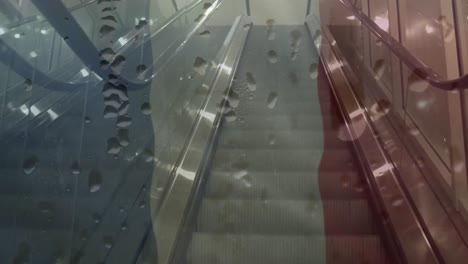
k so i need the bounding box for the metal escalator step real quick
[189,233,391,264]
[222,114,336,130]
[197,199,376,235]
[218,129,346,149]
[205,170,366,200]
[211,149,353,171]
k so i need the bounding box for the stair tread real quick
[206,170,366,200]
[197,199,376,235]
[211,148,354,171]
[190,233,391,264]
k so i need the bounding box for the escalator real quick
[174,24,396,264]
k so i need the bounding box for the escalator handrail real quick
[339,0,468,91]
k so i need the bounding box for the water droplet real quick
[224,110,237,122]
[101,15,117,23]
[103,105,118,119]
[142,148,154,162]
[100,25,116,38]
[99,47,115,61]
[226,90,240,108]
[288,72,298,84]
[135,19,148,30]
[23,155,38,175]
[38,201,54,215]
[203,3,212,9]
[246,72,256,91]
[115,115,132,129]
[70,161,81,175]
[118,129,130,147]
[290,30,302,58]
[408,70,429,93]
[193,56,208,76]
[118,101,130,116]
[266,19,276,40]
[24,78,32,91]
[309,63,318,79]
[138,200,146,208]
[392,198,404,207]
[111,55,127,74]
[232,169,248,180]
[194,14,205,23]
[199,30,211,37]
[120,221,128,231]
[141,102,151,115]
[373,59,386,79]
[103,236,113,249]
[107,137,121,154]
[84,116,91,123]
[88,169,103,193]
[136,64,147,80]
[267,133,276,145]
[266,92,278,109]
[241,175,252,188]
[267,50,278,63]
[102,6,117,12]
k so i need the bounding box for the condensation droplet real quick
[118,129,130,147]
[267,50,278,64]
[88,169,103,193]
[232,169,248,180]
[267,133,276,145]
[373,59,386,79]
[116,115,132,128]
[408,70,429,93]
[23,155,38,175]
[266,92,278,109]
[103,105,118,119]
[246,72,256,91]
[141,102,151,115]
[84,116,91,124]
[142,148,154,162]
[224,110,237,122]
[309,63,318,79]
[99,47,115,61]
[24,78,32,91]
[101,15,117,23]
[194,14,205,23]
[111,55,126,74]
[199,30,211,37]
[118,101,130,116]
[99,25,115,38]
[120,221,128,231]
[193,56,208,76]
[107,137,121,154]
[288,72,298,84]
[103,236,114,249]
[70,161,81,175]
[136,64,147,80]
[226,90,240,108]
[138,200,146,208]
[392,199,404,207]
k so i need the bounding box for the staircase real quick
[185,25,393,264]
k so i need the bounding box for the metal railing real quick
[340,0,468,91]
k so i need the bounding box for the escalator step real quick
[211,149,353,171]
[222,115,332,130]
[205,171,366,200]
[189,233,391,264]
[197,199,376,235]
[218,129,347,149]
